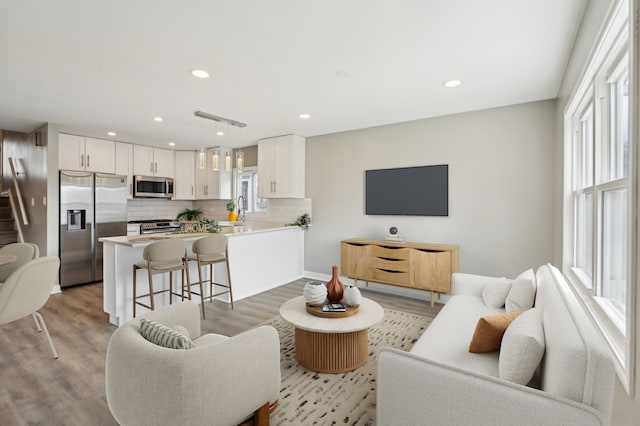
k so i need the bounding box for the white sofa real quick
[377,264,615,426]
[105,301,281,426]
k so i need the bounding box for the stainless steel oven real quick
[133,176,174,198]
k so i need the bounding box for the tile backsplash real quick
[128,198,312,226]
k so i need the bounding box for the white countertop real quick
[100,222,298,246]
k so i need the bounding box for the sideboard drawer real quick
[372,268,410,285]
[372,256,410,272]
[372,245,410,260]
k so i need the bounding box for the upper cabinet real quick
[133,145,175,178]
[59,133,116,174]
[115,142,134,199]
[195,147,232,200]
[258,134,305,198]
[174,151,196,200]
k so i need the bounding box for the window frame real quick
[562,0,636,394]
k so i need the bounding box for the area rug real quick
[263,309,433,426]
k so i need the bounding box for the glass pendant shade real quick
[211,148,220,171]
[236,151,244,173]
[225,151,232,172]
[198,146,206,170]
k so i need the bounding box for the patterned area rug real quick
[264,309,433,426]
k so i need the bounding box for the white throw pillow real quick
[499,308,545,385]
[505,268,536,313]
[482,277,512,308]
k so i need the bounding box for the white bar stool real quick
[186,234,233,319]
[133,239,189,317]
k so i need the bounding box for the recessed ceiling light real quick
[107,131,116,136]
[298,113,311,120]
[168,142,176,146]
[217,131,224,136]
[154,116,163,122]
[443,79,462,88]
[190,69,210,79]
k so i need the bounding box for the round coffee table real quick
[279,295,384,373]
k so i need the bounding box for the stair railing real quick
[7,157,29,243]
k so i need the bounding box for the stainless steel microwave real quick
[133,176,174,199]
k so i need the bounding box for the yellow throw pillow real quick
[468,311,524,353]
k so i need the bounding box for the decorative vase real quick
[228,210,238,221]
[343,285,362,307]
[303,281,327,306]
[326,266,345,303]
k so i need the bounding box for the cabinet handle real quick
[129,183,133,196]
[191,185,194,196]
[155,162,158,174]
[81,154,84,167]
[150,162,154,173]
[274,181,277,193]
[87,155,90,168]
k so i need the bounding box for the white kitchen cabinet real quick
[115,142,134,199]
[195,147,232,200]
[258,134,305,198]
[133,145,175,178]
[59,133,116,174]
[174,151,196,200]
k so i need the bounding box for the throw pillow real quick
[505,268,536,313]
[482,277,513,308]
[139,318,195,350]
[499,308,545,385]
[468,311,524,353]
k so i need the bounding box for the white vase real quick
[303,281,327,306]
[343,285,362,307]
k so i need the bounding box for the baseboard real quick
[302,270,450,305]
[51,284,61,294]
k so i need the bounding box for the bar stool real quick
[186,234,233,319]
[133,239,189,317]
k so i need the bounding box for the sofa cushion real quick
[139,318,195,349]
[505,268,536,312]
[411,295,505,377]
[499,308,545,385]
[468,311,523,353]
[482,277,512,308]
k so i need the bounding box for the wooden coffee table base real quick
[294,328,368,373]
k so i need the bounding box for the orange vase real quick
[326,266,345,303]
[228,210,238,221]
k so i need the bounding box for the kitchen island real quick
[100,223,304,326]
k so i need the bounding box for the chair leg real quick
[133,265,138,317]
[32,313,41,332]
[147,268,155,311]
[226,255,234,309]
[198,271,206,319]
[34,311,58,359]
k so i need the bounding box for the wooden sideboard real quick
[340,238,459,306]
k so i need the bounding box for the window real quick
[563,0,634,393]
[233,166,266,214]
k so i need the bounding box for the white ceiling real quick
[0,0,587,150]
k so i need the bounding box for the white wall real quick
[305,100,556,280]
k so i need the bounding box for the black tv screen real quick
[365,165,448,216]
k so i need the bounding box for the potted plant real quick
[226,201,238,222]
[176,208,204,232]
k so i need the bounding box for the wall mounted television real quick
[365,164,448,216]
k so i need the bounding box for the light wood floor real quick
[0,279,441,426]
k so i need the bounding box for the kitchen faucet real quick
[237,195,245,221]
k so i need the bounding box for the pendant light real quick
[235,126,244,173]
[211,148,220,171]
[198,146,206,170]
[225,150,232,172]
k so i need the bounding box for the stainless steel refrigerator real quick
[59,171,128,287]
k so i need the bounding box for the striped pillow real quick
[139,319,194,350]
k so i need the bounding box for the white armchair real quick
[105,301,281,426]
[0,256,61,359]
